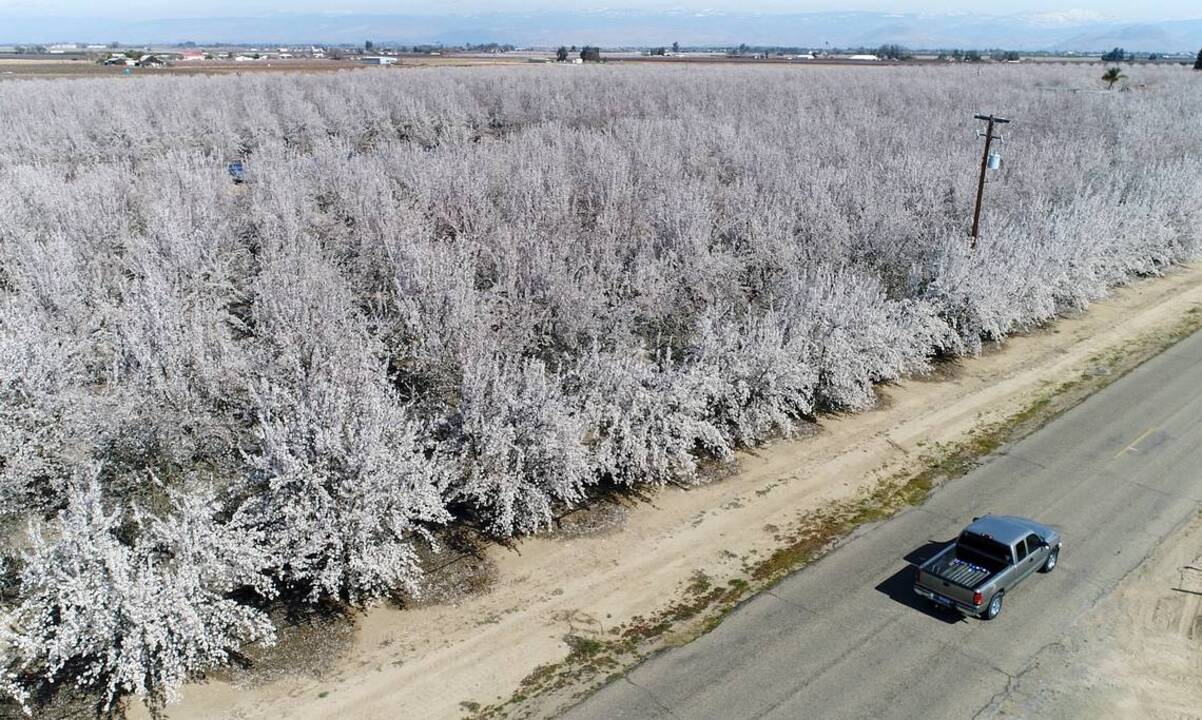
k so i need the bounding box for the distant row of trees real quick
[362,41,516,54]
[633,44,1200,65]
[719,45,1022,61]
[556,45,602,62]
[937,49,989,62]
[1102,47,1198,64]
[647,41,683,56]
[875,44,911,60]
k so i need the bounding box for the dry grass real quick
[466,304,1202,720]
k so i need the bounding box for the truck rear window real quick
[958,531,1010,565]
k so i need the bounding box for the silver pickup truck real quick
[913,515,1061,620]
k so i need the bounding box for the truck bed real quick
[925,554,995,588]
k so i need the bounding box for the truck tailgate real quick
[915,544,995,609]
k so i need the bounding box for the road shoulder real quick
[140,263,1202,720]
[989,511,1202,720]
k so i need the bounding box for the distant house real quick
[360,56,397,65]
[179,52,206,61]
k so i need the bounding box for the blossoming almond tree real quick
[0,62,1200,712]
[1,472,275,716]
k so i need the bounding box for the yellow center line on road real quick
[1114,426,1157,460]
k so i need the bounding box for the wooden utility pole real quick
[971,113,1009,247]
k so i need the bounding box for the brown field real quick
[3,50,1165,83]
[1,51,1126,81]
[0,54,539,80]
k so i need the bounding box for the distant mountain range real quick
[5,10,1202,53]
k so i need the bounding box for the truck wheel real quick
[1040,547,1059,573]
[982,592,1003,620]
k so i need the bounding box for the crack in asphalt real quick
[967,492,1202,719]
[970,640,1067,720]
[739,606,1019,720]
[764,585,1014,675]
[566,344,1202,720]
[621,675,683,720]
[912,505,965,525]
[762,588,818,615]
[1001,451,1051,471]
[757,589,1019,715]
[1128,478,1202,505]
[970,666,1019,720]
[742,471,1199,720]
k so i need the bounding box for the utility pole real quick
[970,114,1009,247]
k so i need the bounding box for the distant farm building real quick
[361,56,398,65]
[847,54,880,61]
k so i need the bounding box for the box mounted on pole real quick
[971,114,1009,248]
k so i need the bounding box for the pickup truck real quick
[913,515,1061,620]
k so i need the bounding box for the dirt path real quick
[140,264,1202,720]
[992,511,1202,720]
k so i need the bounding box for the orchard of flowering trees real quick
[1,63,1200,713]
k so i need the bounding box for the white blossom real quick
[0,62,1199,711]
[1,471,274,714]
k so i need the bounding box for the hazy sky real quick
[3,1,1199,22]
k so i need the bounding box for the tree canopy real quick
[0,63,1199,714]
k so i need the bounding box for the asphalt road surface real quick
[564,328,1202,720]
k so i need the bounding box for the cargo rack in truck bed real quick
[939,558,991,587]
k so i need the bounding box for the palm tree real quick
[1102,67,1127,90]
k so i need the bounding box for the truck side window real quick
[1015,539,1028,561]
[1025,534,1043,553]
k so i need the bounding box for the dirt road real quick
[566,320,1202,719]
[138,263,1202,720]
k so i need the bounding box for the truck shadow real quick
[874,540,964,625]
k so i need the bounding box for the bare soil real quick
[992,512,1202,719]
[131,263,1202,720]
[0,56,534,81]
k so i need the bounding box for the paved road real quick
[564,328,1202,720]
